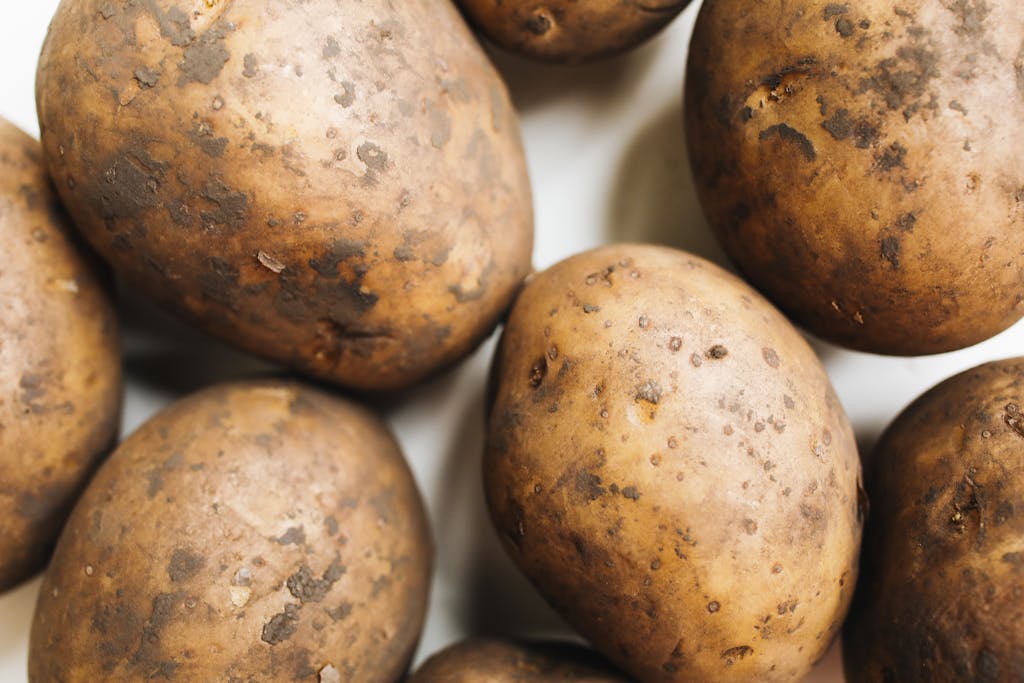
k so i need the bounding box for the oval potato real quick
[685,0,1024,354]
[456,0,691,64]
[36,0,533,391]
[486,244,863,682]
[844,358,1024,682]
[29,380,432,682]
[0,118,121,593]
[410,638,629,682]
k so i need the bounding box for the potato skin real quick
[36,0,533,391]
[456,0,691,64]
[409,638,629,682]
[0,118,121,593]
[843,359,1024,682]
[485,244,864,682]
[29,380,432,682]
[685,0,1024,355]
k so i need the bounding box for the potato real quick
[29,380,431,682]
[485,244,864,682]
[455,0,691,64]
[685,0,1024,355]
[843,358,1024,682]
[35,0,533,392]
[0,118,121,594]
[409,638,629,682]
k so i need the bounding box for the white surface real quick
[3,3,1023,682]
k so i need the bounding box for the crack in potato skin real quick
[36,0,534,391]
[685,0,1024,355]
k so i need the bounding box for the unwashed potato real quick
[486,244,864,682]
[29,380,432,682]
[685,0,1024,355]
[409,638,629,682]
[843,358,1024,682]
[36,0,533,391]
[0,118,121,593]
[456,0,691,64]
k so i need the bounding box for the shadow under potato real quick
[434,376,572,639]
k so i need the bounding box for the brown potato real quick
[843,358,1024,682]
[36,0,533,392]
[29,379,432,682]
[409,638,629,682]
[685,0,1024,355]
[485,244,864,682]
[0,118,121,594]
[456,0,691,64]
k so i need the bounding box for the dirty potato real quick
[456,0,691,64]
[36,0,533,391]
[29,380,432,682]
[0,118,121,594]
[485,244,864,682]
[409,638,630,682]
[844,358,1024,682]
[685,0,1024,355]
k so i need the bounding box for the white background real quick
[3,2,1023,681]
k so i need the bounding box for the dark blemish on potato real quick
[507,499,526,546]
[576,471,606,501]
[189,123,228,158]
[758,124,817,161]
[944,0,990,37]
[276,526,306,545]
[622,487,640,501]
[763,347,780,368]
[287,558,346,603]
[721,645,754,665]
[308,239,365,277]
[322,36,341,59]
[669,337,683,352]
[948,100,968,115]
[179,31,230,85]
[860,46,938,111]
[167,548,205,582]
[874,141,908,173]
[261,604,301,645]
[707,601,721,613]
[133,67,160,88]
[706,345,729,360]
[583,304,601,313]
[635,381,662,404]
[324,516,338,537]
[242,53,259,78]
[975,648,1000,680]
[356,142,388,172]
[823,3,849,19]
[154,6,194,46]
[822,109,854,140]
[529,357,548,389]
[835,18,855,37]
[880,236,901,270]
[370,574,392,598]
[1004,403,1024,438]
[326,602,353,621]
[334,82,355,108]
[199,179,248,229]
[392,245,414,261]
[525,11,552,35]
[98,150,167,219]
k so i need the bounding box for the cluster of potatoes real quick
[2,0,1022,681]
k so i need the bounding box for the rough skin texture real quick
[844,358,1024,682]
[29,380,432,682]
[36,0,534,391]
[456,0,691,64]
[685,0,1024,355]
[485,244,864,682]
[0,118,121,594]
[410,638,630,682]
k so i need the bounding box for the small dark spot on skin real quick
[669,337,683,352]
[763,348,780,368]
[393,245,414,262]
[976,648,1000,680]
[583,304,601,313]
[881,236,901,269]
[242,53,259,78]
[525,11,552,35]
[636,381,663,404]
[334,82,355,108]
[179,31,230,86]
[622,487,641,501]
[529,357,548,388]
[875,142,908,173]
[167,548,204,582]
[949,100,968,115]
[721,645,754,665]
[356,142,387,172]
[261,604,300,645]
[576,471,606,501]
[708,601,721,613]
[322,37,341,59]
[134,67,160,88]
[276,526,306,545]
[327,603,352,621]
[823,3,849,19]
[690,353,703,367]
[758,124,817,161]
[835,18,855,37]
[706,345,729,360]
[287,558,346,603]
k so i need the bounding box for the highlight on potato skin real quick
[456,0,692,64]
[29,379,432,683]
[843,358,1024,682]
[485,243,864,682]
[0,117,122,595]
[409,637,630,682]
[36,0,534,392]
[685,0,1024,355]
